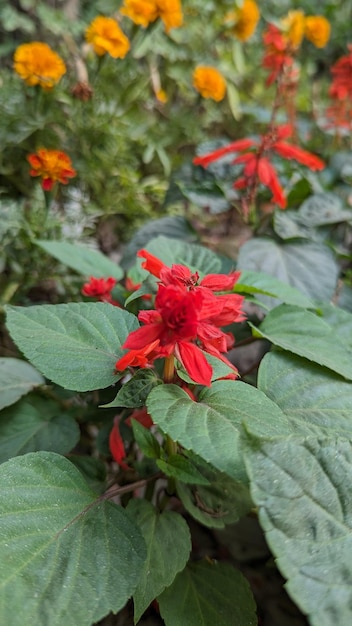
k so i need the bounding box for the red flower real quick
[261,24,294,85]
[116,252,245,386]
[109,416,131,470]
[81,276,120,306]
[137,249,241,292]
[126,407,154,428]
[119,284,213,386]
[194,124,324,209]
[329,45,352,101]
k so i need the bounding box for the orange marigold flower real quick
[225,0,260,42]
[120,0,158,28]
[85,16,130,58]
[13,42,66,90]
[304,16,330,48]
[27,148,76,191]
[281,10,305,49]
[156,0,183,33]
[193,66,226,102]
[155,88,168,103]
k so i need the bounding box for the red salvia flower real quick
[261,24,294,86]
[109,416,131,470]
[329,45,352,101]
[126,407,154,429]
[194,124,324,209]
[81,276,120,306]
[115,251,245,385]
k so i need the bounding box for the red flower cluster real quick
[82,276,119,305]
[325,45,352,132]
[115,250,245,387]
[262,24,295,86]
[194,124,324,209]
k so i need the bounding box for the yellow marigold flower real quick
[156,0,183,33]
[13,42,66,90]
[226,0,260,42]
[120,0,158,28]
[27,149,76,191]
[305,15,331,48]
[281,10,305,48]
[192,66,227,102]
[85,16,130,58]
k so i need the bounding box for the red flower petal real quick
[273,141,325,170]
[137,249,166,278]
[200,271,241,291]
[175,341,212,386]
[109,417,131,470]
[193,139,256,168]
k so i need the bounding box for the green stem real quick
[163,356,177,494]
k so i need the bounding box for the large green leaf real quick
[245,437,352,626]
[252,304,352,380]
[147,381,291,481]
[158,561,257,626]
[0,452,146,626]
[237,238,339,303]
[273,193,352,241]
[127,500,191,623]
[0,357,44,410]
[0,397,80,463]
[298,192,352,226]
[258,351,352,437]
[316,301,352,345]
[144,235,222,275]
[120,217,196,269]
[236,269,314,309]
[5,303,139,391]
[36,240,123,279]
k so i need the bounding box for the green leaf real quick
[0,357,44,410]
[273,210,314,241]
[131,419,161,459]
[258,351,352,437]
[244,437,352,626]
[69,455,107,493]
[0,452,146,626]
[145,235,222,275]
[227,82,242,121]
[120,217,196,269]
[238,238,339,304]
[102,369,162,408]
[0,397,80,463]
[5,303,139,391]
[127,500,191,624]
[158,560,257,626]
[176,464,252,529]
[298,192,352,226]
[236,269,315,309]
[252,304,352,380]
[157,454,211,485]
[36,240,123,279]
[147,381,291,481]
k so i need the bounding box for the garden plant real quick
[1,1,352,625]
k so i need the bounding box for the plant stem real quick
[163,355,177,494]
[163,355,175,383]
